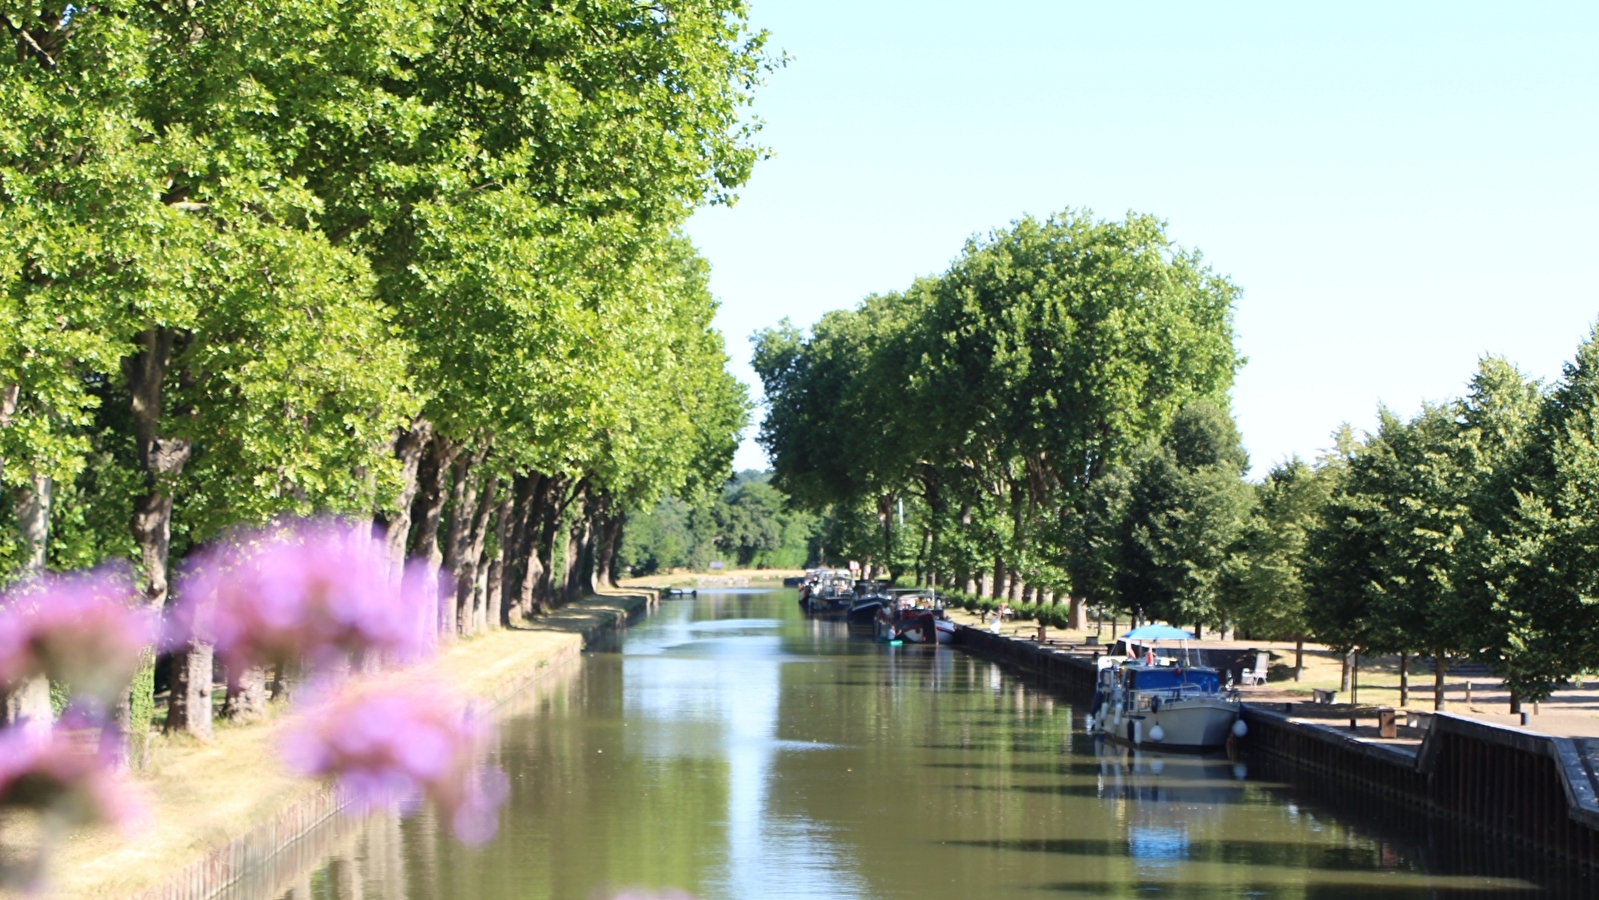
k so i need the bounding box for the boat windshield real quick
[1123,666,1221,695]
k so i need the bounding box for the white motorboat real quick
[1087,656,1243,752]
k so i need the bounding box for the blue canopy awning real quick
[1121,624,1196,641]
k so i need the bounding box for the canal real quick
[266,589,1592,899]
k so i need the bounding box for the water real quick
[267,590,1593,899]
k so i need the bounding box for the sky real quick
[683,1,1599,478]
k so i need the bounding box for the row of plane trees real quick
[0,1,770,743]
[756,209,1599,708]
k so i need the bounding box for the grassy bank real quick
[14,589,652,900]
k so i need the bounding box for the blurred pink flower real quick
[0,567,156,705]
[0,726,145,832]
[174,520,432,672]
[280,681,508,845]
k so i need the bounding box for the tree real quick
[1306,406,1474,708]
[0,0,771,746]
[1465,348,1599,706]
[1111,402,1254,632]
[755,210,1243,606]
[1230,455,1337,678]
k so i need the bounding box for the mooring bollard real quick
[1466,682,1472,704]
[1521,711,1530,726]
[1349,717,1357,731]
[1377,706,1397,738]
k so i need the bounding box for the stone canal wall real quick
[954,624,1599,868]
[124,589,658,900]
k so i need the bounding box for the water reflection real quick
[243,590,1596,900]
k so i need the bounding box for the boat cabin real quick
[1102,663,1225,713]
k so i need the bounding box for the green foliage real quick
[1463,349,1599,701]
[1067,401,1254,630]
[617,471,819,574]
[0,0,769,581]
[755,210,1242,595]
[127,651,157,769]
[1297,357,1578,700]
[1305,405,1464,656]
[1228,456,1335,642]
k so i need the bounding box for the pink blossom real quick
[0,567,156,705]
[280,681,508,845]
[0,726,145,833]
[174,520,432,672]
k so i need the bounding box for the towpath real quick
[943,607,1599,746]
[8,589,655,900]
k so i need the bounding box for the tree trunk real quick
[4,480,51,738]
[502,473,539,624]
[453,471,495,636]
[1294,640,1304,682]
[3,680,51,740]
[530,477,569,614]
[516,475,560,618]
[472,554,491,634]
[16,473,51,571]
[1340,651,1352,692]
[126,327,191,609]
[1433,652,1448,711]
[0,384,17,460]
[561,519,580,603]
[1350,649,1360,706]
[1509,692,1521,714]
[991,557,1006,599]
[409,434,458,640]
[1068,595,1086,630]
[4,475,54,739]
[1398,653,1409,707]
[564,502,589,603]
[124,327,199,750]
[579,513,600,594]
[375,417,432,588]
[486,484,515,629]
[571,511,596,599]
[166,642,214,739]
[222,665,268,722]
[441,449,484,634]
[594,512,622,589]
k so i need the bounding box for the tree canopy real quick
[0,0,773,741]
[755,210,1243,615]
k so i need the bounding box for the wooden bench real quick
[1311,688,1337,704]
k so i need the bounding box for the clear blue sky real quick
[684,1,1599,477]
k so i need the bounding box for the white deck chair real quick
[1239,651,1270,686]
